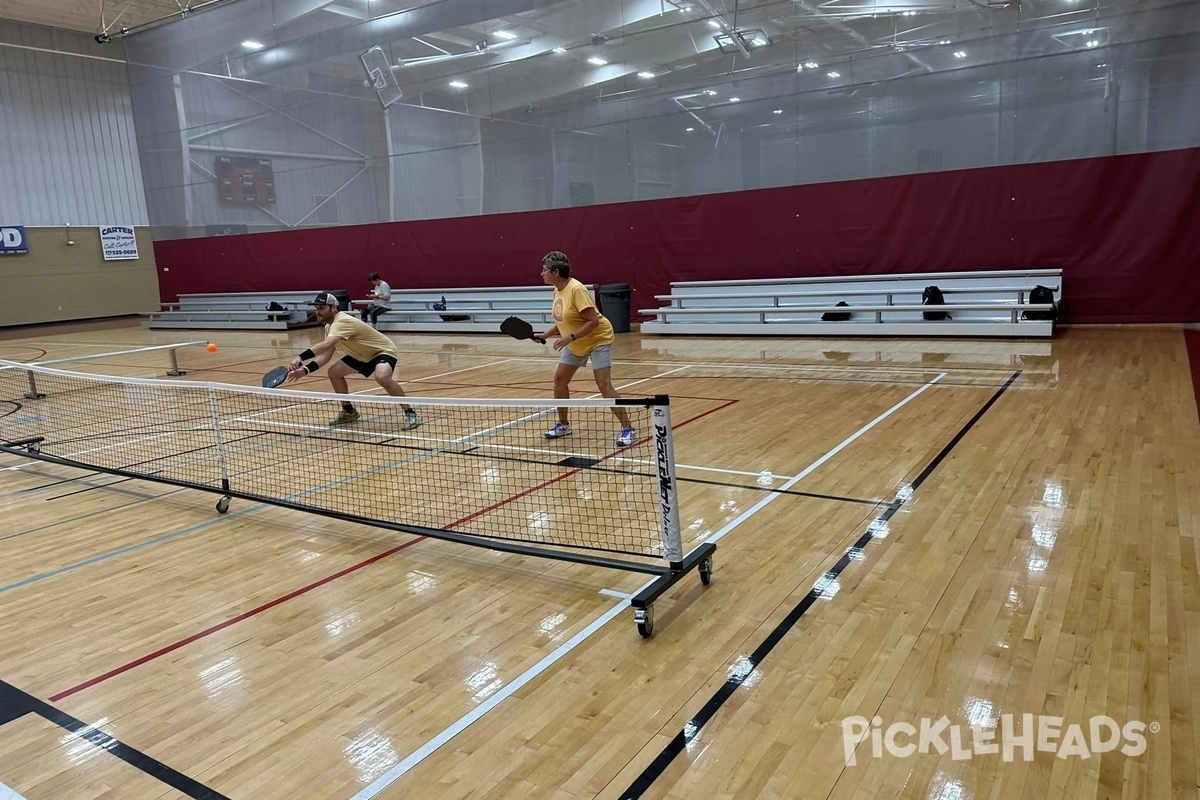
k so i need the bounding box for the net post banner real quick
[206,386,231,486]
[652,399,683,566]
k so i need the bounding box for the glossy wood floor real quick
[0,320,1197,800]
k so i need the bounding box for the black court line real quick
[16,472,103,493]
[679,476,881,506]
[618,369,1022,799]
[0,347,48,361]
[45,475,137,500]
[0,679,229,800]
[216,423,885,508]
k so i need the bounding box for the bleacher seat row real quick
[639,269,1061,338]
[143,286,601,333]
[143,291,328,331]
[356,285,601,334]
[144,272,1059,338]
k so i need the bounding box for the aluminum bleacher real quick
[358,285,600,334]
[639,269,1061,338]
[143,291,334,330]
[142,285,600,333]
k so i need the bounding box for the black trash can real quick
[598,283,632,333]
[328,290,351,311]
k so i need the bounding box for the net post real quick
[24,370,45,400]
[651,395,683,569]
[167,347,186,376]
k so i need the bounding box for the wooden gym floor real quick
[0,320,1197,800]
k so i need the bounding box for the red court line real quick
[1186,328,1200,425]
[48,397,738,701]
[49,540,425,701]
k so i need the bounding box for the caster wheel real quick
[28,442,40,455]
[699,556,713,585]
[635,606,654,638]
[216,496,230,514]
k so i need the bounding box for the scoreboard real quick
[215,155,276,205]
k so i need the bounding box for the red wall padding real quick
[154,147,1200,324]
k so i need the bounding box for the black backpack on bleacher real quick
[433,295,469,322]
[822,301,851,322]
[1022,285,1057,321]
[921,285,951,320]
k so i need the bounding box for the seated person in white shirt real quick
[361,272,392,326]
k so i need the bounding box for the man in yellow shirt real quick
[536,251,635,447]
[286,292,422,429]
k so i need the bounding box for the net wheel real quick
[634,606,654,638]
[216,496,230,514]
[699,556,713,585]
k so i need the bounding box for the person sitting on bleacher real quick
[361,272,392,327]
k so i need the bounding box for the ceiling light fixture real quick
[714,28,772,54]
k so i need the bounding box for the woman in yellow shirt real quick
[536,251,635,447]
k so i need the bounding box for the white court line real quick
[496,355,999,374]
[347,358,516,397]
[0,781,28,800]
[598,588,632,600]
[610,457,798,481]
[0,360,517,473]
[349,371,943,799]
[223,358,518,426]
[438,364,693,446]
[415,358,516,384]
[349,598,633,800]
[227,363,693,445]
[706,371,945,544]
[0,361,687,474]
[0,430,189,472]
[378,350,982,375]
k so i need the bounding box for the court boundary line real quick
[345,372,947,799]
[0,780,28,800]
[705,372,945,545]
[0,679,229,800]
[494,355,1024,374]
[615,370,1022,799]
[10,354,954,797]
[44,389,733,702]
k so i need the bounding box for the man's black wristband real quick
[303,361,320,374]
[299,348,316,360]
